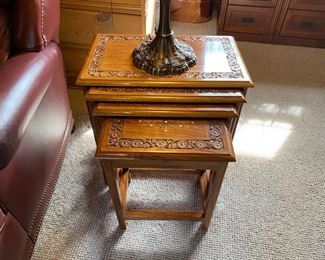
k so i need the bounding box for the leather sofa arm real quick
[0,43,62,169]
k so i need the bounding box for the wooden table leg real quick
[86,100,109,185]
[202,162,228,230]
[118,168,130,209]
[199,169,211,210]
[101,160,127,229]
[100,163,109,185]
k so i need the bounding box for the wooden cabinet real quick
[223,6,275,35]
[278,10,325,39]
[228,0,277,7]
[289,0,325,11]
[218,0,325,48]
[273,0,325,47]
[60,0,155,86]
[218,0,283,42]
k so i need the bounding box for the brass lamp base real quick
[132,0,197,76]
[132,35,197,76]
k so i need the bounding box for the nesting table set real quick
[77,34,253,229]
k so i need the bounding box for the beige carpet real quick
[31,16,325,260]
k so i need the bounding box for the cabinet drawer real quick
[224,6,274,35]
[60,8,113,46]
[112,13,143,34]
[289,0,325,12]
[280,10,325,40]
[228,0,277,7]
[111,0,140,5]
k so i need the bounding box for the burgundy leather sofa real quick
[0,0,73,259]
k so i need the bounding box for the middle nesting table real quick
[85,86,247,140]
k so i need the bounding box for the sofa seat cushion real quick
[0,211,33,260]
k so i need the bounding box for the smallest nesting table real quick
[96,118,235,229]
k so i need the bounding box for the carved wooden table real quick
[76,34,253,229]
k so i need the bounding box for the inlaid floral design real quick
[88,35,244,79]
[108,119,224,151]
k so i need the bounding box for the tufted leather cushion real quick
[0,7,10,64]
[11,0,59,51]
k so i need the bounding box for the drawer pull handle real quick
[241,17,255,24]
[301,21,314,28]
[97,11,111,23]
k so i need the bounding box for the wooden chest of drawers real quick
[60,0,155,86]
[218,0,325,48]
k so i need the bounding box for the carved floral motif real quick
[102,103,225,107]
[95,87,242,94]
[136,119,194,131]
[88,35,244,79]
[108,119,224,150]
